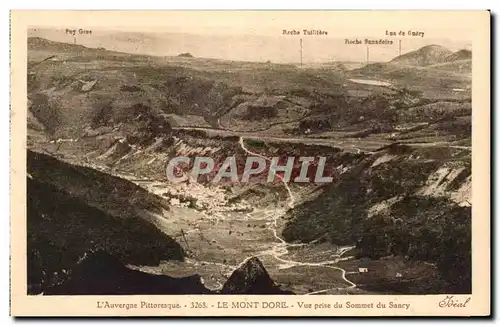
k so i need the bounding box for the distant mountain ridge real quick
[444,49,472,62]
[390,44,453,66]
[30,27,471,63]
[28,37,90,52]
[351,44,472,77]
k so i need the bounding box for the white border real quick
[4,1,498,324]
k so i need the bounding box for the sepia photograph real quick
[10,10,490,316]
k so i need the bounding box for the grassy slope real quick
[282,144,471,293]
[28,37,345,136]
[28,37,471,147]
[27,150,184,294]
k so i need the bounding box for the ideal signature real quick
[438,296,471,308]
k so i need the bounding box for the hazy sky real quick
[28,11,473,63]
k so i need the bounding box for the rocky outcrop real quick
[221,257,293,294]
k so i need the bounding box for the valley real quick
[26,35,472,295]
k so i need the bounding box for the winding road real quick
[238,136,357,291]
[174,125,471,154]
[133,136,358,292]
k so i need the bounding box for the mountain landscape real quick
[388,45,471,68]
[444,49,472,62]
[26,35,472,295]
[28,28,472,64]
[390,44,453,66]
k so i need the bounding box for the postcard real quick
[10,10,490,316]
